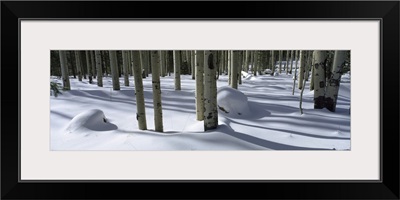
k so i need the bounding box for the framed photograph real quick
[2,1,399,199]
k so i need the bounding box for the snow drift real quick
[217,86,251,117]
[66,109,117,132]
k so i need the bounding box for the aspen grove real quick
[50,50,351,150]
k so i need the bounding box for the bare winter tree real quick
[300,51,312,114]
[278,50,283,73]
[59,50,70,90]
[122,50,130,86]
[140,51,149,78]
[313,51,328,109]
[173,50,181,90]
[109,50,120,90]
[151,50,163,132]
[132,50,147,130]
[90,51,96,79]
[195,50,204,121]
[95,50,103,87]
[74,51,83,81]
[325,50,347,112]
[230,50,239,89]
[203,50,218,131]
[85,51,93,83]
[298,50,306,89]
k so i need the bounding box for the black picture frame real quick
[2,1,399,199]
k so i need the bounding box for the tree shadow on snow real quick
[218,124,329,150]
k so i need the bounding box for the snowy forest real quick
[50,50,351,150]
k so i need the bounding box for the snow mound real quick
[66,109,117,132]
[217,86,251,117]
[241,71,253,80]
[264,69,272,74]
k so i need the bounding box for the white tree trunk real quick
[191,50,196,79]
[151,51,163,132]
[59,51,70,90]
[244,50,249,73]
[139,51,148,79]
[160,51,166,77]
[278,50,283,73]
[230,50,239,89]
[109,50,120,90]
[203,50,218,131]
[289,50,294,74]
[95,50,103,87]
[173,50,181,90]
[271,50,275,73]
[195,50,204,121]
[300,51,312,114]
[325,50,346,112]
[85,51,92,83]
[313,50,327,109]
[292,51,300,95]
[239,51,243,85]
[286,50,290,74]
[310,52,315,91]
[90,51,96,79]
[131,51,147,130]
[122,50,130,86]
[227,50,232,83]
[74,51,82,81]
[298,50,306,89]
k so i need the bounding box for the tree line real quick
[52,50,350,132]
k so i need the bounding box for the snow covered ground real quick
[50,71,351,150]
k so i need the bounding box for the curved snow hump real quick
[66,109,117,132]
[217,86,251,117]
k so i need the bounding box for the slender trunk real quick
[271,50,275,74]
[90,51,96,79]
[300,51,312,114]
[74,51,83,81]
[85,51,92,83]
[160,51,166,77]
[313,51,327,109]
[298,51,306,89]
[289,50,294,74]
[292,51,301,95]
[68,51,76,79]
[252,51,258,76]
[310,52,315,90]
[59,51,71,90]
[278,50,283,73]
[195,50,204,121]
[122,50,130,86]
[109,50,120,90]
[227,50,231,83]
[151,51,163,132]
[132,51,147,130]
[231,50,239,89]
[244,50,249,73]
[191,50,195,79]
[173,50,181,90]
[80,51,87,79]
[325,50,346,112]
[286,50,290,74]
[140,51,148,79]
[203,50,218,131]
[239,51,243,85]
[95,50,103,87]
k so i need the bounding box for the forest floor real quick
[50,70,351,150]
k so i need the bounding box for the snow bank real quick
[66,109,117,132]
[217,86,251,117]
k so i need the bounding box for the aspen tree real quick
[109,50,120,90]
[132,51,147,130]
[59,50,70,90]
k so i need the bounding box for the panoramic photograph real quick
[50,50,351,150]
